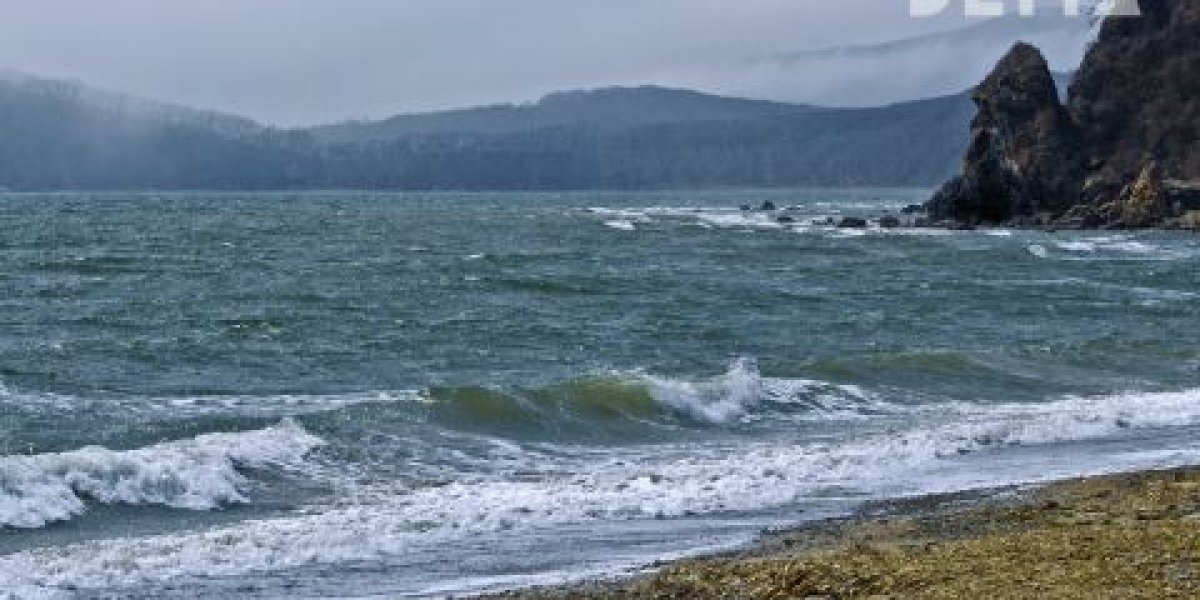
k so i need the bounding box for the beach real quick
[494,466,1200,599]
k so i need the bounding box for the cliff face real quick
[1072,0,1200,202]
[928,0,1200,229]
[927,43,1083,224]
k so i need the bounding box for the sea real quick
[1,189,1198,598]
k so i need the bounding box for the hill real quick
[0,72,313,190]
[0,77,983,191]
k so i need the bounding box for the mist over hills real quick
[0,72,1040,191]
[311,87,821,144]
[732,13,1089,108]
[0,72,311,190]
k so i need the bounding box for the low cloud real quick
[0,0,1096,125]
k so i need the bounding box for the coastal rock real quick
[837,217,868,228]
[1165,179,1200,212]
[1112,161,1173,227]
[878,215,901,228]
[929,0,1200,229]
[1071,0,1200,206]
[1176,210,1200,230]
[926,43,1083,225]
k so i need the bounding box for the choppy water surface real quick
[1,189,1198,598]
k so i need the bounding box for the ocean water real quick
[1,189,1198,598]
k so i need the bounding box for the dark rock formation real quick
[837,217,868,228]
[928,0,1200,229]
[879,215,902,229]
[1071,0,1200,205]
[927,43,1083,225]
[1165,179,1200,211]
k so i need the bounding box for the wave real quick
[584,206,968,237]
[602,219,637,231]
[0,383,424,421]
[6,386,1200,596]
[1030,234,1196,261]
[638,357,878,423]
[417,358,884,435]
[0,420,323,529]
[0,363,880,454]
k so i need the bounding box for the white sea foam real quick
[1046,235,1195,261]
[0,386,424,420]
[588,206,788,232]
[0,420,323,530]
[603,220,637,231]
[1056,240,1097,252]
[6,387,1200,597]
[636,357,879,423]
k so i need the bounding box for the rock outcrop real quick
[928,0,1200,230]
[927,43,1083,225]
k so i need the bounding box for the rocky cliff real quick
[926,43,1084,224]
[928,0,1200,229]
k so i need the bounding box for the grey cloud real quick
[0,0,1095,125]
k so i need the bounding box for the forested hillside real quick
[0,76,981,191]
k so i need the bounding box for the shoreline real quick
[487,466,1200,599]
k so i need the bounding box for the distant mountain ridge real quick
[0,72,314,190]
[0,70,263,138]
[311,87,819,144]
[0,74,989,191]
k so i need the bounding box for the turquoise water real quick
[1,189,1199,598]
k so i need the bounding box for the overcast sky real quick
[0,0,1099,126]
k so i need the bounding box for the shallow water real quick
[1,189,1198,598]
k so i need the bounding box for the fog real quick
[0,0,1098,125]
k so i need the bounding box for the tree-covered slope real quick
[0,77,977,190]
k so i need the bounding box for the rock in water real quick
[878,215,901,229]
[926,43,1083,225]
[928,1,1200,229]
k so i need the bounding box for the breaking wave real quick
[6,387,1200,596]
[414,358,886,436]
[1031,234,1197,261]
[0,420,324,529]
